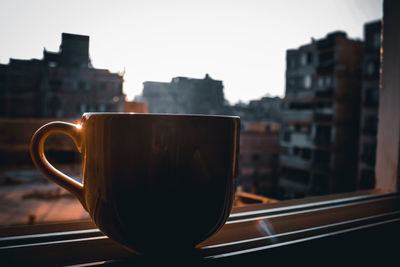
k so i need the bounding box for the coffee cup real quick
[30,113,240,254]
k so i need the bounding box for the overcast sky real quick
[0,0,382,104]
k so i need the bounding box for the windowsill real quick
[2,189,399,265]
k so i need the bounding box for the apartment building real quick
[279,31,363,198]
[140,74,225,115]
[358,20,381,189]
[0,33,124,118]
[238,122,281,197]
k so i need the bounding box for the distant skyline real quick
[0,0,382,104]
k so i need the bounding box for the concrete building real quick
[123,100,149,113]
[139,74,225,115]
[238,122,281,197]
[0,118,80,165]
[357,21,381,190]
[279,31,363,198]
[228,96,282,128]
[0,33,124,118]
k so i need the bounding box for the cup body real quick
[80,113,240,253]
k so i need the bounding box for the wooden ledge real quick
[1,190,398,266]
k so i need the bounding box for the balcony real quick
[281,132,314,148]
[285,87,334,100]
[282,131,291,142]
[296,90,317,99]
[283,110,313,121]
[280,154,312,170]
[283,109,333,123]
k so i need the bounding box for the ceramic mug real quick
[30,113,240,254]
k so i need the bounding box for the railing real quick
[284,87,334,100]
[283,109,333,122]
[280,131,314,148]
[1,191,399,265]
[280,154,312,169]
[289,132,314,148]
[283,110,313,121]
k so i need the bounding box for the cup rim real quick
[82,112,240,119]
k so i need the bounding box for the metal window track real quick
[1,192,399,266]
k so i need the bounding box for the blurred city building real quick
[136,73,282,128]
[357,20,381,190]
[228,96,282,129]
[238,122,281,197]
[0,118,80,166]
[0,33,124,118]
[279,31,363,198]
[138,74,226,115]
[136,73,284,198]
[123,100,149,113]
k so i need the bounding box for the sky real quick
[0,0,382,104]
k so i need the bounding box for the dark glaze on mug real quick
[30,113,240,254]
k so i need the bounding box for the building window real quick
[72,81,78,90]
[360,169,375,189]
[49,79,63,91]
[373,32,381,49]
[78,81,88,90]
[289,58,296,68]
[325,76,332,87]
[252,154,260,161]
[365,88,379,107]
[301,148,312,160]
[317,77,324,89]
[300,53,308,66]
[98,104,107,112]
[361,142,377,165]
[100,82,107,89]
[362,114,378,135]
[80,104,87,113]
[304,74,312,89]
[317,76,333,89]
[366,62,375,76]
[287,78,296,88]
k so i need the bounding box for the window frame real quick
[2,0,399,265]
[1,190,399,265]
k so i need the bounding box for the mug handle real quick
[29,121,86,209]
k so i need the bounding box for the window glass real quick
[373,32,381,48]
[304,74,312,89]
[0,1,384,227]
[300,53,308,66]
